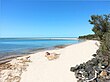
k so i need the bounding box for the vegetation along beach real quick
[0,0,110,82]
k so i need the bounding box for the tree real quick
[89,14,110,40]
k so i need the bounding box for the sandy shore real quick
[0,40,99,82]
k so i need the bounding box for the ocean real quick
[0,38,82,60]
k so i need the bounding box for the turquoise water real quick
[0,38,82,59]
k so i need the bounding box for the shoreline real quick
[0,42,80,64]
[0,40,99,82]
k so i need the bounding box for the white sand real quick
[20,40,99,82]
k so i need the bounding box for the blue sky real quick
[0,0,110,37]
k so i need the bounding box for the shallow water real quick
[0,38,82,59]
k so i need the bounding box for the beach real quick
[0,40,99,82]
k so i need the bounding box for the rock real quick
[77,79,83,82]
[92,54,97,57]
[106,66,110,71]
[75,73,82,79]
[0,56,31,82]
[13,76,21,82]
[106,76,110,80]
[101,61,109,68]
[83,71,88,78]
[85,65,93,73]
[70,67,77,72]
[91,58,98,65]
[70,65,79,72]
[100,70,107,77]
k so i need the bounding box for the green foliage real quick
[78,34,98,40]
[88,14,110,58]
[71,14,110,82]
[89,14,110,40]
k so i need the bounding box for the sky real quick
[0,0,110,38]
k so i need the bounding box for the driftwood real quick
[45,52,60,60]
